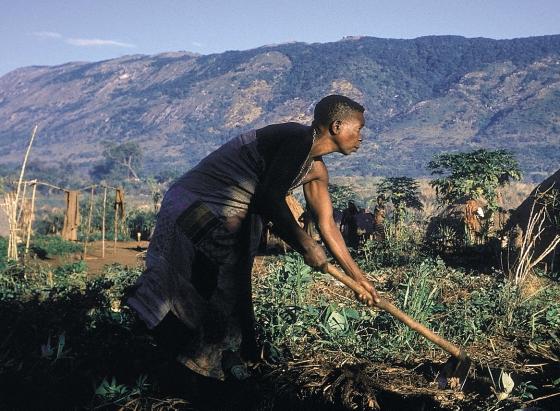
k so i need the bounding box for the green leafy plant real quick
[254,253,318,345]
[377,177,423,219]
[428,149,521,211]
[126,208,157,240]
[94,376,132,404]
[515,380,538,401]
[377,177,423,240]
[93,374,151,408]
[31,235,83,258]
[320,304,361,336]
[0,237,8,270]
[40,334,72,362]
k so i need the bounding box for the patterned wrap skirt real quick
[127,183,262,380]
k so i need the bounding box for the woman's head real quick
[310,95,366,156]
[313,95,364,129]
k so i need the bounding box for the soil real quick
[41,242,273,278]
[38,240,149,276]
[82,240,148,276]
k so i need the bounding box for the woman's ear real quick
[329,119,342,135]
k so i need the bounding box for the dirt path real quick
[45,242,269,278]
[43,240,149,276]
[82,240,149,276]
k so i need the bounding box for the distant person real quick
[373,195,386,241]
[340,200,359,249]
[127,95,379,382]
[357,207,375,244]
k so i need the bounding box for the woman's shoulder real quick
[256,122,310,138]
[255,122,313,157]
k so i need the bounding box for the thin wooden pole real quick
[114,202,118,254]
[17,181,28,223]
[102,186,107,258]
[14,126,38,219]
[82,186,95,259]
[24,181,38,255]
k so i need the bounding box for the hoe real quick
[324,263,472,389]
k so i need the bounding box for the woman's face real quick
[334,111,365,155]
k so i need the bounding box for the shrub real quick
[0,237,7,270]
[34,210,65,235]
[31,235,83,258]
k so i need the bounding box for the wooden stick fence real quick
[82,186,95,259]
[2,176,126,262]
[0,125,132,263]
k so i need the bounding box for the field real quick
[0,178,559,410]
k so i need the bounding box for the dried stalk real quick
[8,125,39,261]
[14,126,38,220]
[17,181,28,223]
[507,187,560,287]
[3,193,18,260]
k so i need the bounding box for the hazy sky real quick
[1,0,559,76]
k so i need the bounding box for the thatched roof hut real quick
[503,169,560,266]
[426,198,488,249]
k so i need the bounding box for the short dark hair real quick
[313,95,365,128]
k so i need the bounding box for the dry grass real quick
[505,187,560,287]
[498,181,536,211]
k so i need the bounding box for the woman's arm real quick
[303,159,379,305]
[258,189,326,268]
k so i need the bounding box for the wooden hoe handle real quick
[324,263,463,359]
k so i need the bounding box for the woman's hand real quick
[355,276,380,306]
